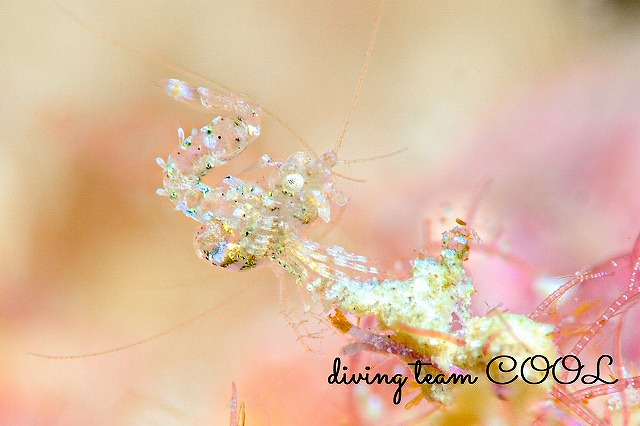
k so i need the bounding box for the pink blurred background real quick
[3,1,640,424]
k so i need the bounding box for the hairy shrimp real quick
[157,77,380,285]
[155,2,387,287]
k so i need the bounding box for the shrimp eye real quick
[281,173,305,194]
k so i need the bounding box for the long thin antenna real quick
[262,106,317,158]
[331,147,406,182]
[28,283,251,359]
[340,147,406,164]
[55,1,316,156]
[56,1,233,93]
[333,0,385,154]
[332,171,366,182]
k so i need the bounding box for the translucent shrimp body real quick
[158,79,376,279]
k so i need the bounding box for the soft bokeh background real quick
[3,0,640,424]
